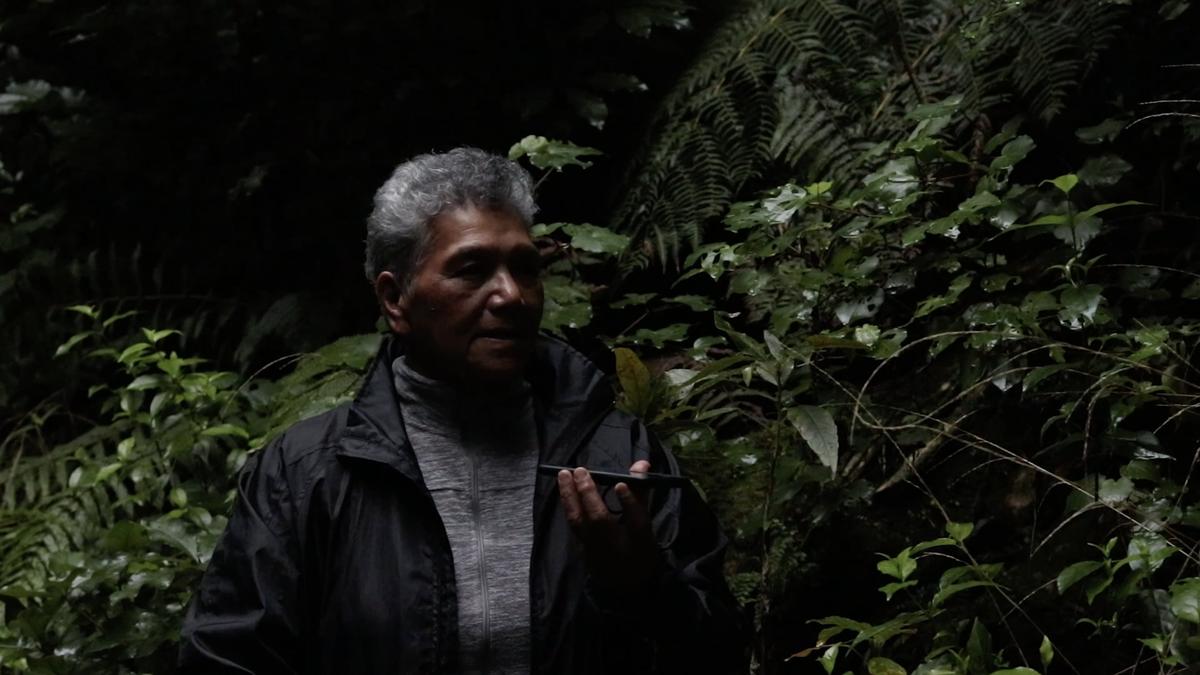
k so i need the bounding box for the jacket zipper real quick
[342,415,457,673]
[470,450,491,672]
[529,400,615,675]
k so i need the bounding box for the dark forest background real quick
[3,1,1200,673]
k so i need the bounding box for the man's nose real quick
[488,269,524,307]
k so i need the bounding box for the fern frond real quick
[612,0,1126,267]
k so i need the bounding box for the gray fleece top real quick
[392,357,539,675]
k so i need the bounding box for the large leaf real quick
[868,657,908,675]
[561,223,631,255]
[788,405,839,471]
[1170,579,1200,623]
[614,348,652,417]
[1056,560,1102,593]
[507,135,602,171]
[877,547,918,582]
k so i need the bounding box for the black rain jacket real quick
[180,335,745,674]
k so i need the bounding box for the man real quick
[180,148,744,674]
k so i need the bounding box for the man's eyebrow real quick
[444,243,537,264]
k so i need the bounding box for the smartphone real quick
[538,464,691,488]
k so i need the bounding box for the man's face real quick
[382,204,544,384]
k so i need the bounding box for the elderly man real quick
[180,148,743,674]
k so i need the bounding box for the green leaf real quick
[561,223,630,255]
[66,304,98,319]
[854,324,881,347]
[958,191,1000,213]
[54,332,90,357]
[150,392,169,417]
[1051,216,1102,251]
[127,374,164,391]
[1076,118,1124,144]
[202,424,250,439]
[1023,364,1069,393]
[141,328,181,344]
[967,619,992,671]
[169,487,189,508]
[1078,155,1132,187]
[1083,572,1113,603]
[1098,476,1133,504]
[1058,285,1103,328]
[1140,636,1166,653]
[868,657,908,675]
[946,521,973,542]
[614,348,652,417]
[990,136,1035,171]
[901,223,929,246]
[95,462,122,483]
[1171,579,1200,623]
[1039,635,1054,670]
[665,295,712,312]
[531,222,564,237]
[117,436,136,461]
[1160,0,1191,20]
[1056,560,1103,593]
[1075,200,1146,220]
[609,292,656,309]
[102,522,149,552]
[981,274,1018,292]
[1127,532,1177,572]
[763,331,786,360]
[788,405,839,472]
[910,537,956,554]
[567,88,609,128]
[540,274,592,333]
[932,580,997,607]
[1044,174,1079,195]
[907,95,962,121]
[880,580,917,601]
[588,72,647,93]
[990,669,1040,675]
[877,547,918,582]
[806,181,833,196]
[819,644,839,674]
[914,273,974,318]
[101,309,139,328]
[507,135,602,171]
[117,342,151,365]
[628,324,689,348]
[614,3,690,37]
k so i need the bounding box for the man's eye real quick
[513,260,541,279]
[453,264,486,278]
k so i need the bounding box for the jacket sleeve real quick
[179,438,307,674]
[588,421,749,674]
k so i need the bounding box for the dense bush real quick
[3,1,1200,673]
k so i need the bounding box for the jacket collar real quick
[336,333,615,480]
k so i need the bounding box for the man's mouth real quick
[476,327,529,341]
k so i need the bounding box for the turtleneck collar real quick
[391,355,533,428]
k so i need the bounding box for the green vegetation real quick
[3,1,1200,673]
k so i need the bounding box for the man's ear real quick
[374,271,411,335]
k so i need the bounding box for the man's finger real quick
[558,469,584,527]
[573,467,612,523]
[626,460,654,501]
[615,482,651,534]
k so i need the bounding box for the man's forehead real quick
[429,206,534,254]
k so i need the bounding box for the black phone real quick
[538,464,691,488]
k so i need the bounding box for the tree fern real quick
[0,422,132,591]
[612,0,1126,267]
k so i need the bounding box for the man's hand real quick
[556,461,660,599]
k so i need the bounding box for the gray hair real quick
[364,147,538,286]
